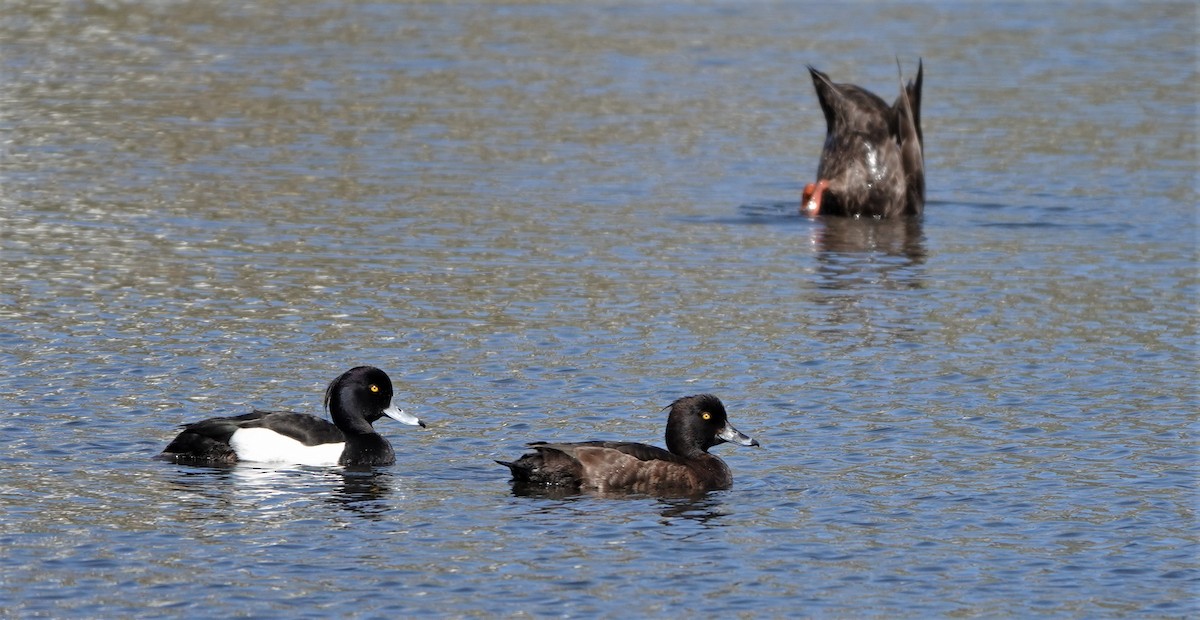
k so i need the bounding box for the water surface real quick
[1,2,1195,617]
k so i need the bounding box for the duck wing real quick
[892,59,925,215]
[235,410,345,446]
[537,440,682,463]
[159,411,263,463]
[498,441,690,487]
[535,441,708,491]
[160,410,346,464]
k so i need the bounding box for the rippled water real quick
[1,2,1195,617]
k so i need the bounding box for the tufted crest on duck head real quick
[665,394,746,456]
[325,366,395,430]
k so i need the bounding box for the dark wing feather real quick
[237,410,345,446]
[892,59,925,216]
[498,442,584,486]
[160,410,344,464]
[160,412,265,463]
[159,430,238,464]
[907,60,923,149]
[513,441,706,492]
[541,440,684,464]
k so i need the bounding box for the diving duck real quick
[802,60,924,218]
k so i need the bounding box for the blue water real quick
[0,2,1195,617]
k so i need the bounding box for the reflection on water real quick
[162,464,398,519]
[333,468,397,518]
[508,483,732,527]
[0,0,1194,617]
[813,216,926,262]
[653,495,731,527]
[810,216,927,296]
[735,201,926,275]
[508,480,714,504]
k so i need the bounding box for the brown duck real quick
[498,394,759,495]
[803,60,924,218]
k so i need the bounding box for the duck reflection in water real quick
[163,463,397,519]
[811,216,926,267]
[807,216,929,344]
[509,486,732,527]
[331,468,396,518]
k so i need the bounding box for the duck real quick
[802,59,924,218]
[497,394,759,494]
[159,366,425,467]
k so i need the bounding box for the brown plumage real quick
[803,59,925,218]
[497,395,759,495]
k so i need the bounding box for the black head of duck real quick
[498,394,759,496]
[803,59,924,218]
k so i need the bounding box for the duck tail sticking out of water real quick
[894,57,925,216]
[803,58,925,218]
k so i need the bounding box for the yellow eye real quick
[369,384,380,393]
[701,412,712,421]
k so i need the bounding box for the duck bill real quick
[717,422,760,447]
[383,404,426,428]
